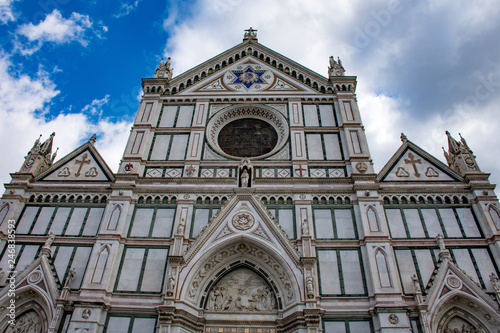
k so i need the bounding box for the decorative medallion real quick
[388,314,399,325]
[124,163,134,173]
[222,63,274,92]
[81,308,92,319]
[356,162,368,174]
[28,270,42,285]
[446,275,461,289]
[232,212,255,230]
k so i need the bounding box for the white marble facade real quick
[0,30,500,333]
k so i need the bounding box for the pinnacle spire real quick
[444,131,480,174]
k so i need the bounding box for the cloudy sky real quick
[1,0,499,191]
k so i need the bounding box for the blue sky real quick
[1,0,500,191]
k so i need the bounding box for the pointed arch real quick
[108,205,122,230]
[201,263,280,312]
[438,310,486,333]
[91,244,111,284]
[366,205,379,232]
[180,240,301,309]
[488,204,500,229]
[0,285,53,332]
[0,203,9,227]
[374,247,392,287]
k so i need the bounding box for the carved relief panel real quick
[205,267,277,312]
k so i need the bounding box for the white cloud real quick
[82,94,110,117]
[114,0,142,18]
[0,0,18,24]
[0,55,131,187]
[15,9,107,55]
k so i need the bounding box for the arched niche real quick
[374,248,391,288]
[366,205,379,232]
[430,291,497,333]
[181,241,301,309]
[107,205,121,230]
[437,308,488,333]
[488,205,500,230]
[0,203,9,227]
[0,286,52,333]
[202,265,279,312]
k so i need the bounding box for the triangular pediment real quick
[167,40,335,96]
[378,140,462,182]
[184,191,300,265]
[422,256,500,331]
[0,254,60,309]
[178,57,322,96]
[179,190,303,308]
[37,140,115,182]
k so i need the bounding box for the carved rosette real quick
[232,212,255,230]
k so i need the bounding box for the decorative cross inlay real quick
[295,165,307,177]
[404,152,421,177]
[74,153,91,177]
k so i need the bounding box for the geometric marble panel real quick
[164,168,183,178]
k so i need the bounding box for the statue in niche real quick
[167,274,176,295]
[306,276,314,298]
[177,218,185,236]
[241,169,250,187]
[302,219,310,236]
[205,267,277,312]
[238,158,252,187]
[6,310,42,333]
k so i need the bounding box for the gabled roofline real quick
[35,137,115,182]
[160,39,356,96]
[377,139,463,182]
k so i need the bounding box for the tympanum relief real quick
[206,268,277,312]
[5,310,42,333]
[444,317,477,333]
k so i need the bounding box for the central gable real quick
[178,57,321,96]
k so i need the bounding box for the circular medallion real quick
[388,314,399,325]
[232,212,255,230]
[28,271,42,285]
[82,308,92,319]
[446,276,461,289]
[356,162,368,174]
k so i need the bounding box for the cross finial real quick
[244,27,258,41]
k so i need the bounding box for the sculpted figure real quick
[302,219,309,236]
[241,169,249,187]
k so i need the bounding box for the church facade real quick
[1,29,500,333]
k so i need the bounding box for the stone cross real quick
[75,153,91,177]
[404,152,421,177]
